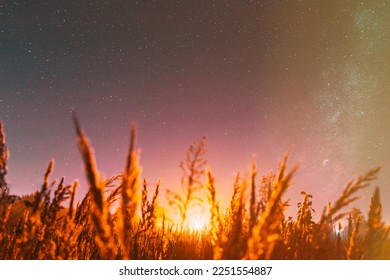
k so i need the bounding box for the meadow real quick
[0,118,389,260]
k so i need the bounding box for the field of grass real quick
[0,119,389,260]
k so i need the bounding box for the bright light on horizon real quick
[187,214,210,231]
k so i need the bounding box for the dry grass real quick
[0,120,389,260]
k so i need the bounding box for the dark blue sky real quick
[1,0,389,221]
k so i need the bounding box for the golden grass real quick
[0,120,389,260]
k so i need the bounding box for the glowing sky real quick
[1,1,389,221]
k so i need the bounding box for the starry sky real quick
[1,1,389,221]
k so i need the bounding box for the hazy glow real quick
[187,215,209,232]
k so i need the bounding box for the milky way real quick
[1,1,389,221]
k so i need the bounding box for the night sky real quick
[1,1,389,222]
